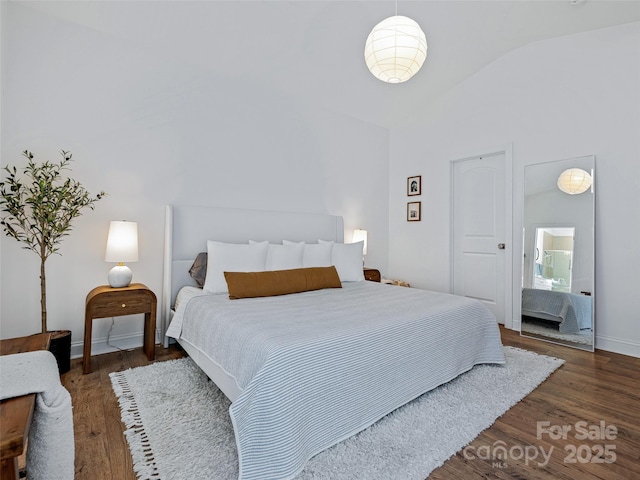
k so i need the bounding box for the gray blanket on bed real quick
[172,281,505,480]
[521,288,592,333]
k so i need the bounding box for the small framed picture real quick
[407,201,421,222]
[407,175,421,196]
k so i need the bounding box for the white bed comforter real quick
[167,281,505,480]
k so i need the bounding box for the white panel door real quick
[452,152,506,323]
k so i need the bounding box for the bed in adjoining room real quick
[162,204,506,480]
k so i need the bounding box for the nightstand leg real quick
[0,457,19,480]
[83,313,93,374]
[143,310,156,361]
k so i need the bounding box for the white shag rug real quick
[110,346,563,480]
[521,318,593,346]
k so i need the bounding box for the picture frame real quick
[407,175,421,196]
[407,201,421,222]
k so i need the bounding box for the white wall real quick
[0,4,390,354]
[389,22,640,357]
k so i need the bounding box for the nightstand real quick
[363,268,381,282]
[83,283,156,374]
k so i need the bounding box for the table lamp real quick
[353,228,368,264]
[105,220,138,288]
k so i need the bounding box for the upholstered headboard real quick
[161,204,344,341]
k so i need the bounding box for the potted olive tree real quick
[0,150,105,373]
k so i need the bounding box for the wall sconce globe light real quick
[364,15,427,83]
[557,168,593,195]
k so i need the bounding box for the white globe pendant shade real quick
[557,168,592,195]
[364,15,427,83]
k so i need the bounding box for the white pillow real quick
[203,240,269,293]
[250,241,304,271]
[283,240,333,268]
[319,239,365,282]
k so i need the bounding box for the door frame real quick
[449,144,513,328]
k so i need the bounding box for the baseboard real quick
[595,334,640,358]
[70,330,162,359]
[505,324,639,359]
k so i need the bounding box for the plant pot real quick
[48,330,72,374]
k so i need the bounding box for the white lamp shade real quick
[105,221,139,263]
[353,228,368,256]
[364,15,427,83]
[557,168,592,195]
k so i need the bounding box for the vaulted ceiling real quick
[19,0,640,128]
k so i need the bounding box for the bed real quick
[521,287,592,333]
[162,205,505,480]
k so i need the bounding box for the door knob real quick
[498,243,506,250]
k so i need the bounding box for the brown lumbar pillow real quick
[224,266,342,299]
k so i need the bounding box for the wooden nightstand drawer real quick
[90,296,151,318]
[364,268,381,282]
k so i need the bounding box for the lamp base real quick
[108,265,133,288]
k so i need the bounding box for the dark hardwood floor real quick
[61,327,640,479]
[430,328,640,480]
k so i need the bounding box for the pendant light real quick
[364,3,427,84]
[557,168,593,195]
